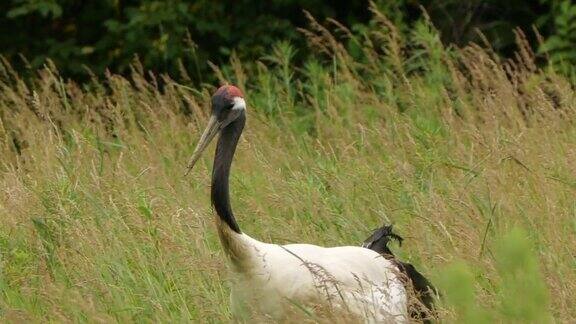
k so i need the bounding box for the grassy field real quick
[1,12,575,323]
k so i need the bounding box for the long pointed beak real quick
[185,115,221,175]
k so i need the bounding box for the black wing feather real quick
[362,224,437,323]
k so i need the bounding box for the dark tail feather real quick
[396,261,437,322]
[363,225,437,323]
[362,224,403,256]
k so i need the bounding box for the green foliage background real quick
[1,0,576,82]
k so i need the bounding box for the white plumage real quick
[225,231,408,322]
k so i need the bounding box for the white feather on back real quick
[227,232,408,322]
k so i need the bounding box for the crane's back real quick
[230,235,408,322]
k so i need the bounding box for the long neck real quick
[211,112,245,233]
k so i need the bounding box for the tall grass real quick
[1,7,575,323]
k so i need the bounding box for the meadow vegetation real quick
[0,7,575,323]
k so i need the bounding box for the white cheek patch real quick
[232,97,246,111]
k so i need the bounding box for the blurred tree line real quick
[1,0,575,83]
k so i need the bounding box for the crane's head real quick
[186,85,246,174]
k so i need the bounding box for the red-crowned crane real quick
[186,85,431,322]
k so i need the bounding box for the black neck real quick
[211,112,245,233]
